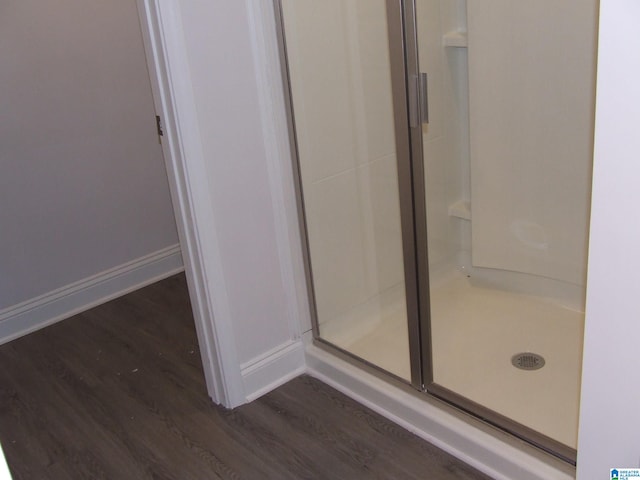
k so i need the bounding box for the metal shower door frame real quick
[273,0,576,466]
[386,0,433,390]
[401,0,577,463]
[272,0,430,391]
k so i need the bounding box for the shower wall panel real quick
[281,0,404,330]
[415,0,469,280]
[467,1,597,286]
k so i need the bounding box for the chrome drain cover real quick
[511,352,545,370]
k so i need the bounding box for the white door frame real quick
[135,0,246,407]
[135,0,312,409]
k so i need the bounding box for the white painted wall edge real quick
[242,339,306,403]
[0,444,10,480]
[305,339,575,480]
[137,0,246,408]
[576,0,640,475]
[245,0,313,338]
[0,245,183,345]
[229,0,311,406]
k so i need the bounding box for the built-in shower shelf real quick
[443,31,468,48]
[448,200,471,220]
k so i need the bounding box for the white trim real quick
[245,0,312,338]
[305,340,575,480]
[242,340,306,403]
[0,245,183,345]
[136,0,245,407]
[0,445,10,480]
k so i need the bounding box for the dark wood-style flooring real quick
[0,274,492,479]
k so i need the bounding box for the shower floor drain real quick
[511,352,545,370]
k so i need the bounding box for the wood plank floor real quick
[0,274,492,479]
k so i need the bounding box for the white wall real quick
[467,0,597,287]
[167,0,299,368]
[0,0,179,310]
[415,0,469,277]
[577,0,640,476]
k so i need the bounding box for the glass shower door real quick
[277,0,594,464]
[415,0,596,463]
[276,0,422,382]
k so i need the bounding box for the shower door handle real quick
[408,74,420,128]
[420,72,429,124]
[409,73,429,128]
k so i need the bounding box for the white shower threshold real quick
[304,336,576,480]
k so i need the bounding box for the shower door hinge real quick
[156,115,164,143]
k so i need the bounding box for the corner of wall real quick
[0,245,183,345]
[241,339,306,403]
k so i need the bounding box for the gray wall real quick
[0,0,179,309]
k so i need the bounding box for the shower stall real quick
[275,0,596,464]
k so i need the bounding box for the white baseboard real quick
[0,245,184,345]
[241,339,306,403]
[305,342,575,480]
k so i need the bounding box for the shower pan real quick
[274,0,596,465]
